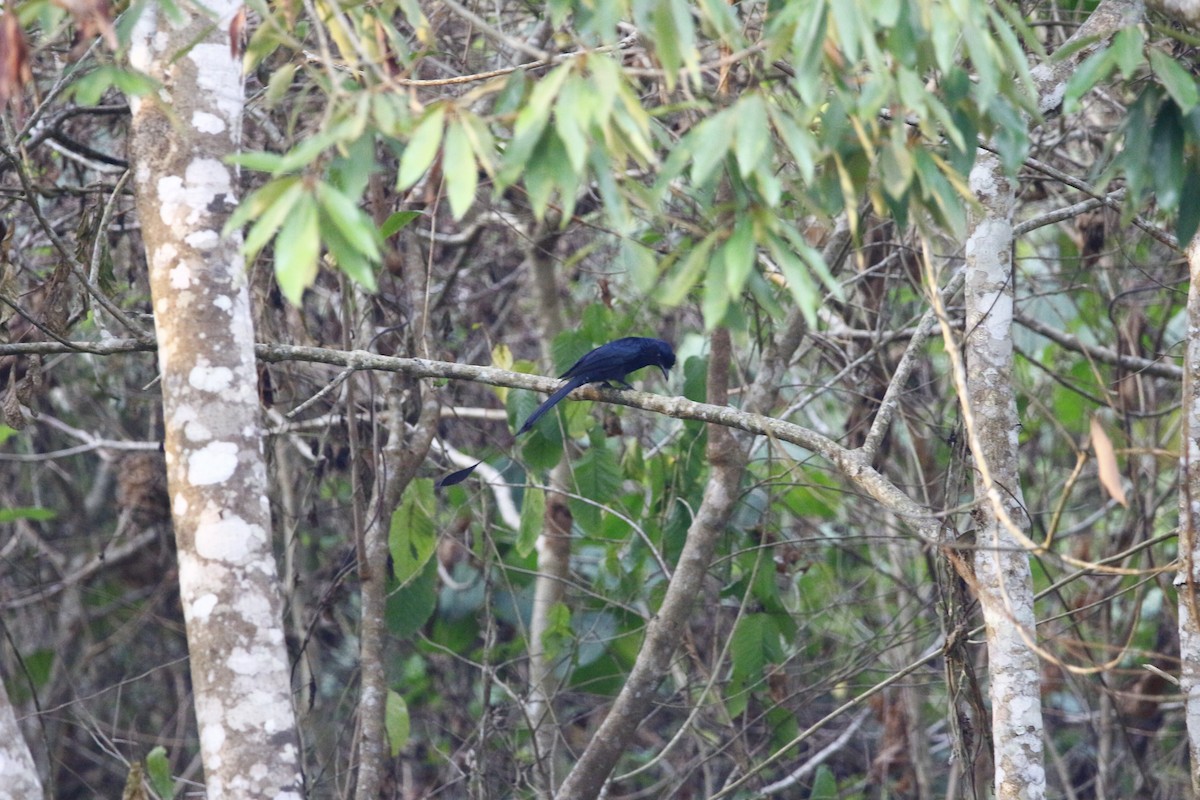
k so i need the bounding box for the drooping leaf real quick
[389,479,437,583]
[385,691,410,757]
[397,105,446,191]
[273,192,320,305]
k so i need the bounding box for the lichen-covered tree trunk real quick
[0,676,43,799]
[963,152,1046,800]
[1176,234,1200,795]
[127,3,303,797]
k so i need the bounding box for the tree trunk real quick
[127,3,304,796]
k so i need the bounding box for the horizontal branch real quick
[0,338,938,533]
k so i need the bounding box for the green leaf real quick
[239,178,304,262]
[385,558,438,638]
[0,506,57,522]
[770,107,817,182]
[809,765,838,799]
[385,691,411,757]
[1062,47,1115,116]
[1150,49,1200,113]
[661,232,717,306]
[397,105,446,191]
[274,192,320,305]
[554,75,591,175]
[227,151,286,173]
[689,109,736,186]
[703,254,732,329]
[145,746,175,799]
[264,63,297,108]
[1110,26,1144,79]
[517,487,545,558]
[319,213,378,292]
[316,182,382,260]
[723,216,756,294]
[767,233,819,325]
[389,479,437,584]
[734,94,769,177]
[443,120,478,220]
[1178,167,1200,245]
[499,64,573,184]
[568,445,622,536]
[381,210,423,239]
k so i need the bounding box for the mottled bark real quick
[1176,234,1200,797]
[0,676,43,799]
[127,2,303,797]
[963,152,1046,800]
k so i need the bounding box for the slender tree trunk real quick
[556,328,743,800]
[0,675,43,799]
[1176,234,1200,796]
[525,227,570,797]
[962,151,1046,800]
[127,4,304,797]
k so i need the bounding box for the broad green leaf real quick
[703,254,732,328]
[1151,102,1185,209]
[381,210,422,239]
[274,192,320,305]
[1062,47,1115,115]
[240,178,304,261]
[810,765,838,799]
[397,105,446,191]
[661,233,717,306]
[264,63,297,107]
[734,94,769,177]
[443,120,478,219]
[771,108,817,182]
[316,182,381,260]
[1111,26,1144,79]
[226,175,300,240]
[517,487,545,557]
[690,108,736,186]
[767,232,820,326]
[500,64,573,183]
[568,445,623,536]
[1178,167,1200,245]
[145,746,174,799]
[723,216,756,294]
[389,479,437,584]
[319,214,377,291]
[554,75,591,174]
[385,691,410,757]
[385,558,438,638]
[1150,49,1200,113]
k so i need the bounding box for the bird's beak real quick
[658,365,670,382]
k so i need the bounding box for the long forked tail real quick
[516,377,586,435]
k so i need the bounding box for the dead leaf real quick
[1091,415,1128,507]
[51,0,118,59]
[229,6,246,61]
[0,12,32,115]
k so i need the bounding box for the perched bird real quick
[436,337,676,488]
[516,337,676,435]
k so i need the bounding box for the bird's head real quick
[653,339,677,381]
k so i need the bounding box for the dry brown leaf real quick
[51,0,118,59]
[0,12,32,115]
[1091,415,1128,507]
[229,5,247,61]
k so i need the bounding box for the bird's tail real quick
[517,378,584,435]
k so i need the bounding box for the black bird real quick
[516,337,676,435]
